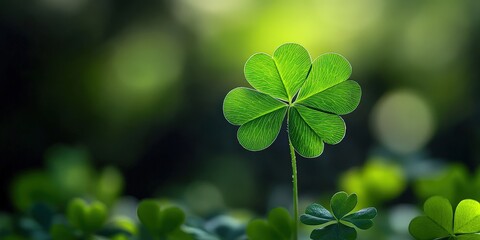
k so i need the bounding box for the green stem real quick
[289,138,299,240]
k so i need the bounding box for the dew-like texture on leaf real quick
[223,87,286,125]
[310,223,357,240]
[237,107,287,151]
[331,192,357,219]
[272,43,311,101]
[298,80,361,115]
[343,207,377,230]
[297,53,352,102]
[454,199,480,234]
[424,196,453,235]
[288,107,324,158]
[301,203,335,225]
[409,216,451,239]
[244,53,288,101]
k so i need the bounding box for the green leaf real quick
[454,199,480,234]
[247,220,277,240]
[310,223,357,240]
[294,105,346,144]
[137,200,161,233]
[288,107,324,158]
[297,80,361,115]
[297,53,352,102]
[424,196,454,235]
[160,207,186,234]
[301,203,335,225]
[457,234,480,240]
[237,106,287,151]
[268,208,293,239]
[244,53,288,101]
[343,207,377,230]
[137,199,185,237]
[409,216,451,240]
[331,192,357,219]
[246,207,293,240]
[302,192,377,240]
[50,224,76,240]
[272,43,311,101]
[244,43,310,102]
[223,87,288,151]
[66,198,107,233]
[85,201,108,232]
[223,87,286,126]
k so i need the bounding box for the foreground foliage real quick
[409,196,480,239]
[301,192,377,240]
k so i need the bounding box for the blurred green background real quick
[1,0,480,238]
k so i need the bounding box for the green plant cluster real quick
[0,197,248,240]
[409,196,480,239]
[301,192,377,240]
[414,164,480,207]
[223,43,375,240]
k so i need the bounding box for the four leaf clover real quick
[301,192,377,240]
[409,196,480,239]
[223,43,361,157]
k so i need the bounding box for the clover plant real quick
[137,199,192,240]
[50,198,126,240]
[409,196,480,239]
[223,43,362,239]
[67,198,108,234]
[301,192,377,240]
[246,207,293,240]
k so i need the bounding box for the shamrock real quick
[136,199,187,239]
[223,43,361,157]
[409,196,480,239]
[301,192,377,240]
[247,207,294,240]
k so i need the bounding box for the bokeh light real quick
[371,90,435,155]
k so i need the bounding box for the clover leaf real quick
[409,196,480,239]
[301,192,377,240]
[137,199,189,239]
[246,207,293,240]
[223,43,361,158]
[66,198,108,234]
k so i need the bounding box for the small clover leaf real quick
[137,199,187,239]
[66,198,108,234]
[301,192,377,240]
[223,43,361,158]
[331,191,358,219]
[409,196,480,239]
[246,207,293,240]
